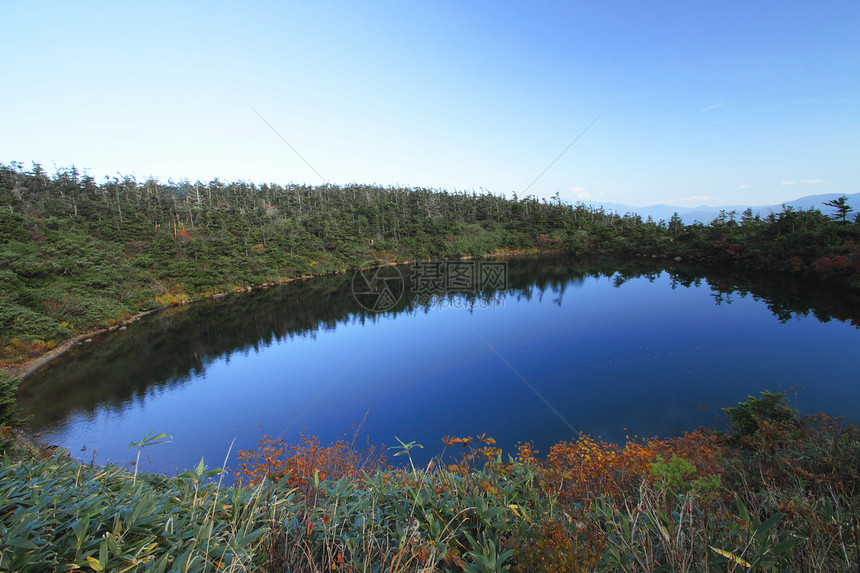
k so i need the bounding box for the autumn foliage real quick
[1,390,857,572]
[517,431,723,506]
[234,432,382,492]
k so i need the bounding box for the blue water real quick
[19,258,860,474]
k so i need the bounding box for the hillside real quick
[1,163,858,367]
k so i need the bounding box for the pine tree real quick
[823,195,853,224]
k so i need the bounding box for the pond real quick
[17,256,860,475]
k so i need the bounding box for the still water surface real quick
[19,257,860,474]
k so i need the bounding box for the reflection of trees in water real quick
[18,255,860,430]
[667,267,860,327]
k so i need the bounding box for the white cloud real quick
[801,179,828,184]
[701,102,723,113]
[571,186,590,200]
[738,184,748,189]
[781,180,795,186]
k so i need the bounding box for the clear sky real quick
[2,1,858,207]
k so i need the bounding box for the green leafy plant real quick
[709,497,799,570]
[391,436,423,475]
[129,430,171,484]
[650,453,720,496]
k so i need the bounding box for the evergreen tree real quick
[0,372,23,428]
[823,195,853,224]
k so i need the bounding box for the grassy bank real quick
[1,392,858,572]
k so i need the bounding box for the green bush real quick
[723,390,800,437]
[0,372,22,429]
[0,298,60,344]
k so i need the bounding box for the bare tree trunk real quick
[115,184,123,223]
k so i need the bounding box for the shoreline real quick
[9,249,550,382]
[10,308,164,382]
[10,248,855,384]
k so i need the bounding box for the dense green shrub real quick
[0,372,21,429]
[723,390,800,437]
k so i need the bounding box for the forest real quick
[1,161,858,366]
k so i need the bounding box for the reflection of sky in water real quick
[23,268,860,475]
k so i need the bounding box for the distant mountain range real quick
[583,192,860,225]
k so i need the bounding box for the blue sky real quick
[2,1,858,207]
